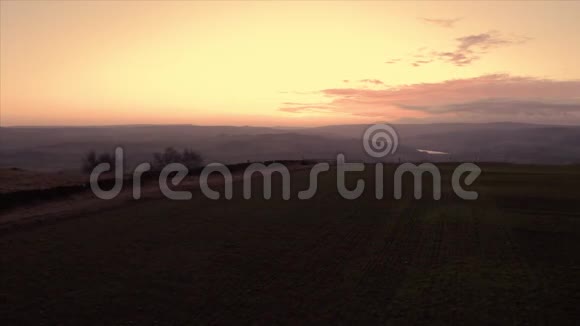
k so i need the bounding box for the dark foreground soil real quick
[1,164,579,325]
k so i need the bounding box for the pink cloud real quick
[421,17,461,28]
[409,31,530,67]
[280,75,580,123]
[359,79,384,85]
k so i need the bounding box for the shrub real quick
[152,147,203,171]
[81,150,115,174]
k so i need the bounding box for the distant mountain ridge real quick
[1,123,580,171]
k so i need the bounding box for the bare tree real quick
[181,149,203,169]
[152,147,203,170]
[81,150,114,174]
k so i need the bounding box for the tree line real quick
[81,147,202,174]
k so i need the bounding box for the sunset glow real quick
[2,1,580,126]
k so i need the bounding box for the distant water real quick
[417,149,449,155]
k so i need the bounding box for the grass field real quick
[1,164,579,325]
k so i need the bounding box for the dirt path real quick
[0,164,314,232]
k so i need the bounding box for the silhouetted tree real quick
[81,150,115,174]
[181,149,203,168]
[152,147,203,170]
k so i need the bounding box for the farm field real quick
[1,164,579,325]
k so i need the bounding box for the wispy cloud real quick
[280,75,580,124]
[437,31,529,66]
[411,59,433,67]
[406,31,530,67]
[359,79,384,85]
[401,99,580,116]
[279,102,334,113]
[421,17,461,28]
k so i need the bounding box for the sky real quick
[1,1,580,126]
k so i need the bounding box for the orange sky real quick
[1,1,580,126]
